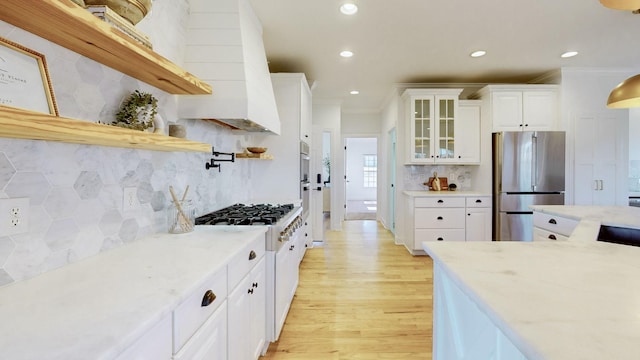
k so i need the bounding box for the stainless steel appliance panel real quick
[494,131,566,193]
[499,212,533,241]
[499,193,565,212]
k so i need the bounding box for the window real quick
[363,154,377,188]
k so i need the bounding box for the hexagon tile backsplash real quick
[0,0,255,286]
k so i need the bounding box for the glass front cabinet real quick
[403,89,464,164]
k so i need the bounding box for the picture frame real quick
[0,36,58,116]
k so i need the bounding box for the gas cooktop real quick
[195,203,295,226]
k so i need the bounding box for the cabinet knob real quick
[253,282,258,288]
[525,124,529,127]
[437,199,444,203]
[437,237,444,241]
[437,216,443,220]
[201,290,217,307]
[290,245,295,251]
[476,199,482,203]
[468,213,471,216]
[548,234,557,240]
[248,288,254,294]
[548,219,557,225]
[249,250,257,260]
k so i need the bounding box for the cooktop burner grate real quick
[195,203,295,226]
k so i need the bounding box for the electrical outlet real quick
[0,198,29,236]
[123,187,138,212]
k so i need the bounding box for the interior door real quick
[311,125,324,242]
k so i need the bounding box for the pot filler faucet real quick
[205,147,235,172]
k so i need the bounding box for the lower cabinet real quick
[433,263,526,359]
[532,211,579,241]
[274,239,299,340]
[115,314,173,360]
[173,304,227,360]
[228,257,266,360]
[407,194,492,252]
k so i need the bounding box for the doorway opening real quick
[344,137,378,220]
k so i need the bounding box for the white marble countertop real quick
[424,205,640,359]
[0,226,267,360]
[403,190,491,197]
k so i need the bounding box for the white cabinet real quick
[433,263,527,359]
[573,113,627,206]
[405,194,492,252]
[173,304,227,360]
[532,211,579,241]
[403,88,480,164]
[228,257,266,360]
[115,315,172,360]
[274,240,299,341]
[227,235,267,360]
[465,196,492,241]
[476,85,559,132]
[412,197,466,249]
[455,100,481,164]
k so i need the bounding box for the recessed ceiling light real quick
[350,90,360,95]
[340,50,354,58]
[561,51,579,58]
[340,3,358,15]
[470,50,486,58]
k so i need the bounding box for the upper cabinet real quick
[475,85,558,132]
[402,89,480,165]
[0,0,211,95]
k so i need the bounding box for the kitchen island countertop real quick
[424,205,640,359]
[403,190,491,197]
[0,225,267,360]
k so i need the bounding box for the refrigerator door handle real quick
[531,132,537,192]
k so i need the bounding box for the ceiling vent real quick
[178,0,280,134]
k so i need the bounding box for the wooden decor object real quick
[0,0,211,95]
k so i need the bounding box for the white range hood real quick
[179,0,280,134]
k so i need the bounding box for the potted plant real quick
[111,90,157,131]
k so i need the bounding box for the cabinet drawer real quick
[174,302,227,360]
[415,208,465,228]
[173,267,227,353]
[533,212,578,237]
[228,233,266,290]
[415,197,465,208]
[465,196,492,208]
[533,227,569,241]
[415,229,466,245]
[115,314,172,360]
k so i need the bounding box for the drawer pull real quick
[475,199,482,203]
[437,199,444,203]
[201,290,216,307]
[437,216,443,220]
[248,288,254,294]
[252,282,258,288]
[548,234,557,240]
[437,237,444,241]
[548,219,557,225]
[249,250,257,260]
[290,245,295,251]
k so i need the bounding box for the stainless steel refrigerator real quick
[493,131,565,241]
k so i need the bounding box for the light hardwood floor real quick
[263,220,433,359]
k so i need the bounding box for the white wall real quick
[312,101,342,230]
[630,108,640,193]
[345,138,377,201]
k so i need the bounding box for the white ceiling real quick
[248,0,640,113]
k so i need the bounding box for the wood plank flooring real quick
[263,220,433,359]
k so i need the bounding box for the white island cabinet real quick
[0,226,268,360]
[425,205,640,360]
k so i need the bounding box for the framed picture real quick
[0,36,58,116]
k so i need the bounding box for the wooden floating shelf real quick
[0,0,212,95]
[0,106,211,153]
[236,153,274,160]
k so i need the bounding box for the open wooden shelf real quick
[0,106,211,153]
[0,0,212,95]
[236,153,274,160]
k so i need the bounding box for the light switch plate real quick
[0,198,29,236]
